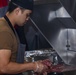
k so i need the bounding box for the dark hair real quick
[7,2,18,13]
[7,2,25,13]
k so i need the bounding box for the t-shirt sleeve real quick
[0,31,13,50]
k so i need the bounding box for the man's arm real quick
[0,32,49,74]
[0,49,36,74]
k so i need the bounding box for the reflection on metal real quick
[56,7,70,18]
[48,7,70,22]
[48,11,56,21]
[52,29,76,65]
[58,0,76,25]
[30,0,76,66]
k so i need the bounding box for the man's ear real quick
[14,7,21,15]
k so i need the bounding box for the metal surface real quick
[59,0,76,22]
[34,0,59,5]
[30,0,76,65]
[24,49,63,64]
[25,49,55,57]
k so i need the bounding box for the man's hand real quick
[34,59,52,75]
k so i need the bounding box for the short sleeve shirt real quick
[0,18,18,62]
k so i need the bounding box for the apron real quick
[16,43,26,75]
[4,15,26,75]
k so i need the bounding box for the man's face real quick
[16,8,32,26]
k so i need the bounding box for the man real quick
[0,0,50,75]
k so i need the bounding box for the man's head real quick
[11,0,33,11]
[7,0,34,26]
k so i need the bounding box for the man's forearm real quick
[0,62,36,74]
